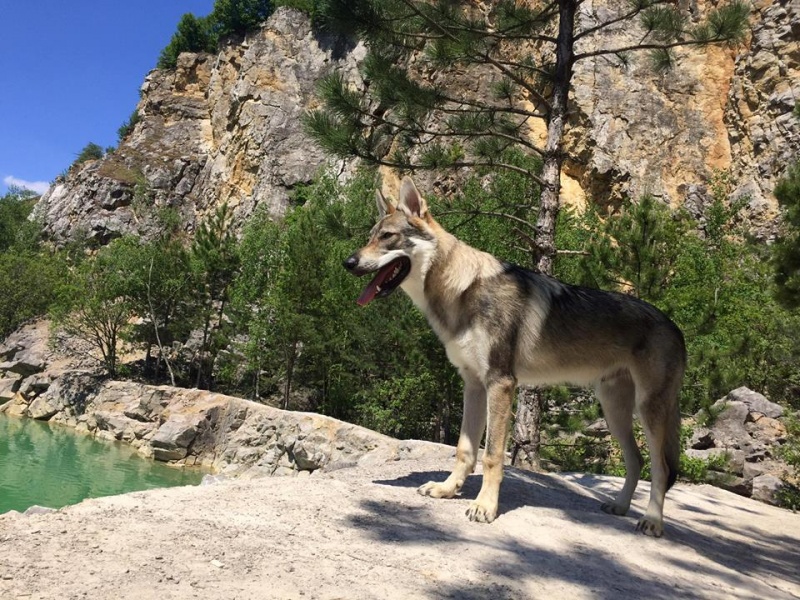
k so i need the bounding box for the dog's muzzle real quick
[343,255,359,272]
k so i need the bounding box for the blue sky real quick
[0,0,216,195]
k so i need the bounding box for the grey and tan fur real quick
[343,177,686,537]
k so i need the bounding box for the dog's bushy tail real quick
[665,347,686,491]
[665,404,681,491]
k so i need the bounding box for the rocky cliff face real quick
[33,9,364,245]
[562,0,799,237]
[33,4,799,243]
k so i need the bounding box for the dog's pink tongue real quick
[357,262,395,306]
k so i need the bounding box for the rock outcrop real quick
[564,0,799,233]
[686,387,792,503]
[0,322,453,477]
[32,4,799,245]
[33,8,365,245]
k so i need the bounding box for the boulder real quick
[689,427,714,450]
[746,416,787,446]
[707,401,750,449]
[94,411,140,440]
[0,377,22,401]
[726,387,784,419]
[27,395,61,420]
[150,415,202,461]
[751,474,784,505]
[583,418,610,438]
[0,357,45,378]
[19,374,51,397]
[705,472,752,497]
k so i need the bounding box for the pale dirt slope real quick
[1,457,798,600]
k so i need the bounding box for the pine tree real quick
[306,0,749,467]
[191,204,240,389]
[774,162,800,309]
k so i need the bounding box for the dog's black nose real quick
[343,255,359,271]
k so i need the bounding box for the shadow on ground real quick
[365,467,800,598]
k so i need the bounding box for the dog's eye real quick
[379,231,394,241]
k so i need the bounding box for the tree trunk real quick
[512,0,576,470]
[511,386,543,471]
[283,340,297,410]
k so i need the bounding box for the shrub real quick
[117,109,141,142]
[157,13,216,70]
[210,0,272,39]
[73,142,104,167]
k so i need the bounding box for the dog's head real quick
[343,177,437,306]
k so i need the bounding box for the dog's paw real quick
[635,516,664,538]
[417,481,458,499]
[600,501,629,516]
[465,500,497,523]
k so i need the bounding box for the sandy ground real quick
[1,457,799,600]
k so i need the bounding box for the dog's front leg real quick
[466,374,515,523]
[418,369,486,499]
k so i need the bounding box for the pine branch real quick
[574,37,736,62]
[396,0,552,110]
[573,0,672,41]
[438,208,537,230]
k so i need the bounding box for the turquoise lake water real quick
[0,412,204,513]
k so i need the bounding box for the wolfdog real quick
[343,177,686,537]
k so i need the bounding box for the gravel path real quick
[2,458,799,599]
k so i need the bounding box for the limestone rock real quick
[151,415,203,461]
[32,8,365,246]
[707,401,750,449]
[751,474,785,504]
[0,377,21,401]
[583,418,610,437]
[94,411,143,440]
[0,358,45,378]
[689,427,714,450]
[689,387,794,506]
[727,387,784,419]
[27,395,61,420]
[19,374,51,397]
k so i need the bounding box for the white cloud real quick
[3,175,50,195]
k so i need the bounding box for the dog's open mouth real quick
[356,257,411,306]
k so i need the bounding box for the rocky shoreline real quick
[1,319,796,506]
[0,321,454,479]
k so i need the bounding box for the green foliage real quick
[773,160,800,309]
[73,143,104,167]
[0,252,67,339]
[778,416,800,476]
[158,13,217,70]
[101,235,195,382]
[157,1,272,70]
[117,110,141,142]
[191,203,240,388]
[273,0,317,14]
[561,185,800,414]
[50,242,136,377]
[230,166,542,439]
[0,190,67,337]
[541,436,612,474]
[210,0,272,38]
[776,416,800,511]
[0,189,40,252]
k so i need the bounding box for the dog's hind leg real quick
[596,370,642,517]
[418,368,486,499]
[632,372,682,538]
[465,373,515,523]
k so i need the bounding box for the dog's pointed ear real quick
[375,189,395,219]
[398,177,428,219]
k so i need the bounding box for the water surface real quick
[0,412,203,513]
